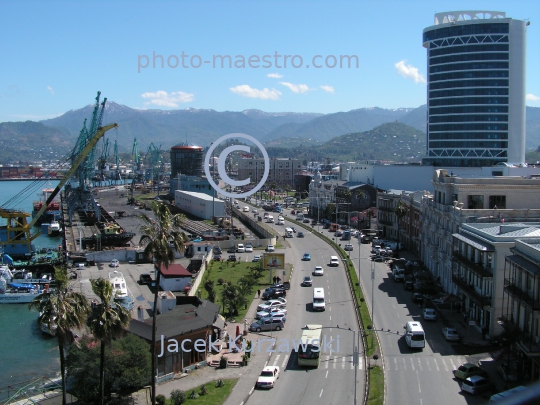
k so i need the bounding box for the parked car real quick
[139,273,152,285]
[256,366,280,389]
[302,253,311,261]
[255,307,287,320]
[250,318,284,333]
[302,276,313,286]
[257,299,287,312]
[313,266,324,276]
[461,376,492,395]
[245,245,253,253]
[453,363,488,380]
[404,280,414,290]
[262,288,286,300]
[214,247,222,255]
[442,327,460,342]
[266,245,275,252]
[227,247,236,253]
[412,293,424,304]
[252,255,261,262]
[213,254,222,261]
[237,244,245,253]
[109,259,120,268]
[423,308,437,321]
[228,254,237,262]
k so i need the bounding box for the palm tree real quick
[394,200,409,256]
[29,266,91,405]
[88,278,131,405]
[138,200,188,405]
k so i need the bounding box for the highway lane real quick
[353,239,488,405]
[244,214,364,405]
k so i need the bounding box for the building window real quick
[467,195,484,209]
[489,195,506,209]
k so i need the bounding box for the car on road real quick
[313,266,324,276]
[74,262,85,269]
[252,255,261,262]
[227,246,236,253]
[266,245,275,252]
[453,363,488,380]
[442,327,460,342]
[297,231,304,237]
[423,308,437,321]
[243,206,250,212]
[303,218,310,223]
[302,253,311,261]
[250,318,284,333]
[255,307,287,320]
[256,366,280,389]
[302,276,313,286]
[109,259,120,268]
[290,227,297,233]
[252,208,258,213]
[344,244,353,251]
[335,230,343,237]
[412,293,424,304]
[139,273,152,285]
[329,256,340,267]
[461,375,492,395]
[245,245,253,253]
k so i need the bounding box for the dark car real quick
[412,293,424,303]
[297,232,304,238]
[290,227,297,233]
[213,254,222,261]
[228,254,237,262]
[303,218,310,223]
[227,247,236,253]
[404,280,414,290]
[335,230,343,237]
[262,288,286,300]
[214,247,222,255]
[139,273,152,285]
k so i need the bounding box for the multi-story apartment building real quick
[237,157,301,187]
[422,10,528,167]
[500,239,540,382]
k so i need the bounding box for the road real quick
[241,211,364,405]
[352,238,489,405]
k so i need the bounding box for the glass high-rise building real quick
[422,11,527,167]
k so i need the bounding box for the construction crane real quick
[95,138,110,186]
[113,139,123,185]
[144,142,162,185]
[129,138,144,204]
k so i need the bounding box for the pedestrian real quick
[257,289,260,298]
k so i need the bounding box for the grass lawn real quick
[367,366,384,405]
[198,260,291,321]
[164,379,237,405]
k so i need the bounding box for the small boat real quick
[39,310,57,336]
[48,220,62,236]
[0,265,44,304]
[109,270,134,310]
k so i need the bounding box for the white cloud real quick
[46,86,54,95]
[141,90,194,107]
[267,73,283,79]
[280,82,310,93]
[229,85,281,100]
[395,60,426,84]
[526,93,540,102]
[320,85,334,94]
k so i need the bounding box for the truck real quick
[329,223,339,232]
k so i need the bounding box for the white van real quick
[404,321,425,349]
[329,256,340,267]
[285,228,294,238]
[313,288,325,311]
[236,244,245,253]
[267,215,274,223]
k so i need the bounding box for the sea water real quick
[0,180,62,388]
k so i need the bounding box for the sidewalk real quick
[132,292,275,405]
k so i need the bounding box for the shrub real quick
[156,395,166,405]
[216,379,225,388]
[170,389,186,405]
[200,385,208,396]
[189,390,198,399]
[218,278,225,285]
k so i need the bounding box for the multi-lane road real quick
[241,213,364,405]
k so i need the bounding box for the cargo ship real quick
[32,187,61,225]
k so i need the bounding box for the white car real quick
[344,244,353,251]
[266,245,275,252]
[109,259,119,267]
[423,308,437,321]
[252,255,261,262]
[278,216,284,221]
[256,366,280,389]
[245,245,253,253]
[313,266,324,276]
[442,327,460,341]
[243,206,250,212]
[236,244,245,253]
[255,307,287,320]
[257,300,286,312]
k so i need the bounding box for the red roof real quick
[156,263,192,278]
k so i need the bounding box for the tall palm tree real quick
[394,200,409,256]
[29,266,91,405]
[138,200,188,405]
[88,278,131,405]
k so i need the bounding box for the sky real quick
[1,0,539,122]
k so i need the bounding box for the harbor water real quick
[0,180,62,388]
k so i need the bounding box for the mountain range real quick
[0,101,539,164]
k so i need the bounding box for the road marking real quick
[433,358,440,372]
[402,358,407,370]
[329,316,331,321]
[325,370,329,378]
[441,358,449,372]
[320,389,324,397]
[325,355,329,369]
[416,370,422,393]
[342,356,346,369]
[449,358,457,371]
[359,357,363,370]
[426,359,432,372]
[417,358,423,371]
[333,357,336,369]
[350,356,354,369]
[394,358,398,370]
[410,357,415,371]
[274,355,280,366]
[282,355,288,367]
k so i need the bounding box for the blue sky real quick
[1,0,539,122]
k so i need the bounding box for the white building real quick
[174,190,225,220]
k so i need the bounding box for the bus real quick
[285,228,294,238]
[297,324,323,367]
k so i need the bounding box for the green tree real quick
[29,266,91,405]
[394,200,409,256]
[88,278,131,405]
[204,280,216,303]
[138,201,188,405]
[221,283,243,317]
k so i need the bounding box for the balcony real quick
[378,206,394,212]
[452,252,493,278]
[498,318,540,355]
[452,274,492,306]
[378,218,393,226]
[503,281,540,312]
